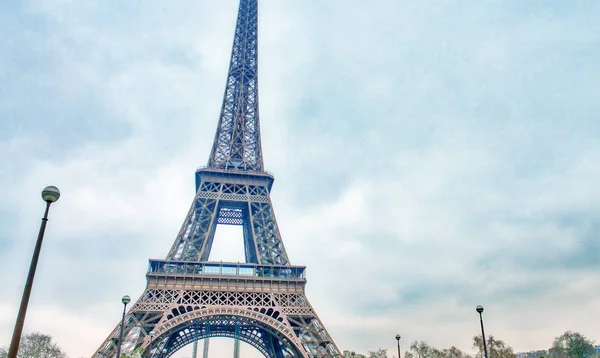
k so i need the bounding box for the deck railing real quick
[147,259,306,280]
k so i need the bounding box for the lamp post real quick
[148,331,155,358]
[7,186,60,358]
[116,295,131,358]
[476,305,488,358]
[395,334,401,358]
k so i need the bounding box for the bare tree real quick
[344,350,367,358]
[0,332,66,358]
[473,335,515,358]
[549,331,595,358]
[368,348,389,358]
[439,346,472,358]
[404,341,441,358]
[404,341,470,358]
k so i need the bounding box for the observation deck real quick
[146,260,307,293]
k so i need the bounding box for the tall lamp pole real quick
[148,331,156,358]
[116,295,131,358]
[476,305,488,358]
[395,334,402,358]
[7,186,60,358]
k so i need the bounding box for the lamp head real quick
[122,295,131,305]
[476,305,484,313]
[41,186,60,203]
[396,334,401,341]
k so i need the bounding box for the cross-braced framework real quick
[95,285,340,358]
[94,0,342,357]
[166,175,289,266]
[208,0,263,172]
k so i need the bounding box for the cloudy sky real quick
[1,0,599,357]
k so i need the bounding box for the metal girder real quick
[94,0,342,357]
[208,0,263,172]
[202,338,209,358]
[93,289,340,358]
[166,181,289,265]
[234,322,241,358]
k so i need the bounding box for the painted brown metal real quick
[94,0,341,357]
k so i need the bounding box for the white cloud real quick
[1,1,600,357]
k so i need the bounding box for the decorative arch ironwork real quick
[94,0,342,356]
[145,307,305,358]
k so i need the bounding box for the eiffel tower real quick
[94,1,341,357]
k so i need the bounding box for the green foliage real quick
[472,335,515,358]
[527,351,548,358]
[119,350,143,358]
[549,331,595,358]
[119,353,142,358]
[0,333,66,358]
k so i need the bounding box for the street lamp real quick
[476,305,488,358]
[148,331,156,358]
[395,334,402,358]
[116,295,131,358]
[7,186,60,358]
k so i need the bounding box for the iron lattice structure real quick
[209,0,262,172]
[94,1,341,357]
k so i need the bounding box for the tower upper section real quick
[208,0,264,172]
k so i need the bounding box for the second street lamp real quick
[476,305,488,358]
[395,334,401,358]
[7,186,60,358]
[148,331,156,358]
[116,295,131,358]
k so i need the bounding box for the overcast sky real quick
[1,1,600,357]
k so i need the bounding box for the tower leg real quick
[233,322,240,358]
[203,338,210,358]
[192,338,198,358]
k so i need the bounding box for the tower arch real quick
[93,0,342,356]
[145,308,304,357]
